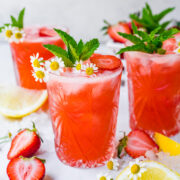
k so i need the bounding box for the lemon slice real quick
[116,160,180,180]
[0,86,48,118]
[154,132,180,156]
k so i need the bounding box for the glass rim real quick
[47,66,123,83]
[11,25,69,43]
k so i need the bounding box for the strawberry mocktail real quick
[47,68,122,167]
[125,51,180,136]
[10,26,66,89]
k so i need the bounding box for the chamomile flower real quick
[174,47,180,54]
[82,63,98,76]
[74,60,83,73]
[30,53,44,69]
[106,158,119,171]
[1,25,15,42]
[128,159,147,180]
[32,67,47,83]
[13,29,25,43]
[45,57,65,73]
[96,172,112,180]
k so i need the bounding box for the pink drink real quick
[47,68,122,167]
[125,51,180,136]
[10,26,66,89]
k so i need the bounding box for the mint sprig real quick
[0,8,25,32]
[44,29,100,67]
[130,3,174,33]
[117,22,179,54]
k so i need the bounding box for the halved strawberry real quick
[123,130,158,158]
[102,20,131,43]
[90,54,122,70]
[7,123,41,160]
[162,38,178,53]
[7,156,45,180]
[108,22,131,43]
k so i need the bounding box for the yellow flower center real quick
[86,67,94,76]
[178,48,180,53]
[99,176,106,180]
[76,63,81,70]
[5,30,13,38]
[15,32,23,39]
[178,42,180,46]
[107,161,113,170]
[33,59,40,68]
[131,164,140,174]
[35,70,45,79]
[50,61,59,71]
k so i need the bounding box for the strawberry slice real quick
[7,156,45,180]
[90,54,122,70]
[7,123,41,160]
[162,38,178,53]
[107,22,131,43]
[125,130,158,158]
[39,27,57,37]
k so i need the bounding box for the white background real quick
[0,0,179,41]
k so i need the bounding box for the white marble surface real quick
[0,42,130,180]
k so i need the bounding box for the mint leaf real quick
[77,39,84,56]
[80,39,99,60]
[10,16,18,27]
[18,8,25,29]
[67,44,79,63]
[117,44,148,54]
[43,44,73,67]
[154,7,175,22]
[54,28,77,49]
[118,32,142,44]
[158,28,179,41]
[132,23,149,41]
[117,134,127,158]
[0,26,4,33]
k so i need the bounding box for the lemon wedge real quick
[116,160,180,180]
[0,86,48,118]
[154,132,180,156]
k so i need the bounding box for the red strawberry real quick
[90,54,122,70]
[7,123,41,160]
[7,156,45,180]
[162,38,178,53]
[107,22,131,43]
[125,130,158,158]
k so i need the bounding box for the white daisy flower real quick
[1,25,15,42]
[13,29,25,43]
[30,53,44,69]
[128,159,147,180]
[82,63,98,76]
[174,47,180,54]
[32,67,47,83]
[96,172,112,180]
[106,158,119,171]
[45,56,65,73]
[73,60,83,73]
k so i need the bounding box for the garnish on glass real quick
[117,22,179,55]
[130,3,175,33]
[30,29,100,82]
[101,20,131,43]
[0,8,25,43]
